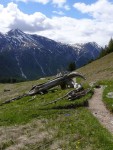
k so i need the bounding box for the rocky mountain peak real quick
[7,28,25,37]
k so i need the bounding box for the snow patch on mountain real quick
[15,54,27,79]
[33,51,46,75]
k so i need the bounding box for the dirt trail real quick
[88,87,113,134]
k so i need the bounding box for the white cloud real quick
[64,4,70,10]
[14,0,68,7]
[12,0,70,10]
[15,0,50,4]
[52,0,66,7]
[38,16,113,46]
[0,4,3,11]
[0,2,54,32]
[53,10,64,15]
[14,0,70,9]
[52,0,70,10]
[0,1,113,47]
[73,0,113,21]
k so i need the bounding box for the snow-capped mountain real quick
[0,29,102,80]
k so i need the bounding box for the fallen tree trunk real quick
[68,88,91,100]
[0,72,85,106]
[0,94,28,106]
[43,88,82,106]
[28,72,85,96]
[44,88,91,106]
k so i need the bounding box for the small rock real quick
[65,114,71,116]
[106,92,113,98]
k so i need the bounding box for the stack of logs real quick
[44,88,91,106]
[68,88,91,101]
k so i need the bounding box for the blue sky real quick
[0,0,113,46]
[0,0,97,18]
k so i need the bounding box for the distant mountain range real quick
[0,29,102,80]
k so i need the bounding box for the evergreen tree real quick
[108,38,113,53]
[68,62,76,72]
[99,38,113,58]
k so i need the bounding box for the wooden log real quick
[0,72,85,106]
[0,94,28,106]
[43,87,84,106]
[28,72,85,96]
[68,89,91,101]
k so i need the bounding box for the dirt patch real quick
[0,120,55,150]
[88,87,113,134]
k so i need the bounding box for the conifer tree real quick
[99,38,113,58]
[108,38,113,53]
[68,62,76,72]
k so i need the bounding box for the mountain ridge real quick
[0,29,102,80]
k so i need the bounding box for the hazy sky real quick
[0,0,113,46]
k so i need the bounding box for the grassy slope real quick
[77,52,113,114]
[0,78,113,149]
[77,52,113,82]
[1,51,113,149]
[0,77,92,126]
